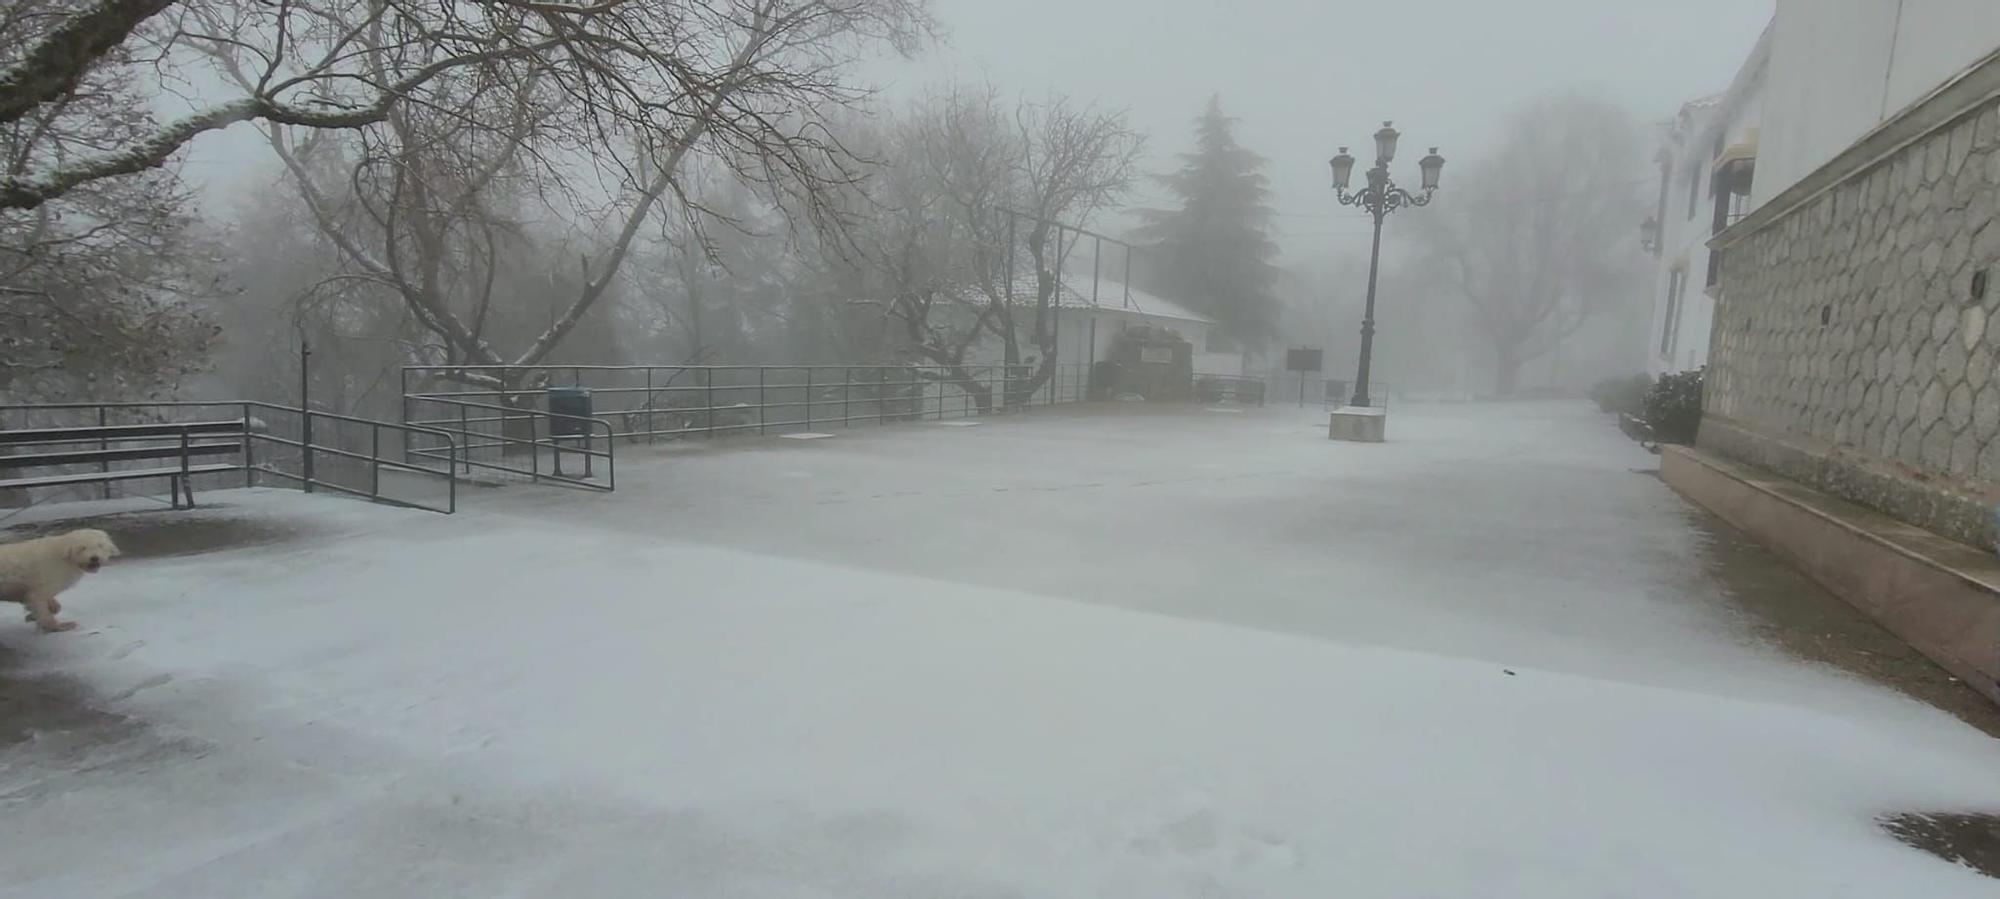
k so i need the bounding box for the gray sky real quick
[188,0,1774,266]
[862,0,1774,261]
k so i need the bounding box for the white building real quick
[1687,1,2000,546]
[1643,27,1769,378]
[1645,2,2000,378]
[970,279,1242,376]
[1753,0,2000,210]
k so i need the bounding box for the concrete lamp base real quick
[1328,406,1386,443]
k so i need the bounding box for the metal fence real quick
[1260,374,1393,410]
[1194,375,1269,406]
[398,394,615,492]
[0,401,458,514]
[400,363,1090,461]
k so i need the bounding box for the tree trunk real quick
[1494,345,1525,397]
[1008,356,1056,408]
[940,369,994,414]
[966,378,995,414]
[911,365,993,416]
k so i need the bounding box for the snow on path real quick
[3,404,1999,897]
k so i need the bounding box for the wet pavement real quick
[12,409,1996,758]
[2,511,311,560]
[0,643,139,749]
[7,403,2000,889]
[1674,497,2000,738]
[1881,812,2000,879]
[1,500,319,778]
[1664,493,2000,876]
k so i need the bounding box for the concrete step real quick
[1663,444,2000,706]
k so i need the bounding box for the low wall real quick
[1700,415,1997,548]
[1702,51,2000,548]
[1662,444,2000,705]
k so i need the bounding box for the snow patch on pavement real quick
[4,490,1999,897]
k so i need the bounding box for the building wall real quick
[1702,91,2000,546]
[1890,0,2000,106]
[1646,109,1729,378]
[979,311,1218,374]
[1061,312,1119,367]
[1646,69,1765,377]
[1756,0,2000,208]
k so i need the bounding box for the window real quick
[1661,268,1688,357]
[1710,171,1733,236]
[1713,156,1754,229]
[1651,161,1671,255]
[1685,160,1702,220]
[1708,157,1754,288]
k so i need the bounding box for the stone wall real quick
[1703,88,2000,548]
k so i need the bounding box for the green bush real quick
[1590,374,1653,415]
[1643,368,1704,445]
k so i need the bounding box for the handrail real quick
[400,363,1090,448]
[402,363,1059,372]
[398,393,615,491]
[0,400,458,513]
[399,397,614,455]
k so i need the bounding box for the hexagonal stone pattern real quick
[1704,95,2000,534]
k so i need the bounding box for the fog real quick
[183,1,1775,258]
[3,0,1772,406]
[867,0,1771,259]
[23,5,2000,897]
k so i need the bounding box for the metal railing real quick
[1257,374,1393,410]
[0,401,457,514]
[400,363,1091,448]
[398,394,615,492]
[1195,375,1269,406]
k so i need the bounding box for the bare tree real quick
[855,85,1140,411]
[0,0,930,211]
[1412,94,1646,395]
[177,0,928,394]
[1,0,218,401]
[1002,93,1143,404]
[0,0,927,407]
[630,166,790,362]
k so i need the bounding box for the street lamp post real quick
[1328,122,1444,409]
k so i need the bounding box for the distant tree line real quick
[1,1,1648,411]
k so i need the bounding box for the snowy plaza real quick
[4,402,2000,897]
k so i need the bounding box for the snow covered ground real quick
[4,402,1999,897]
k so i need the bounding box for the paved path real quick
[508,400,1997,725]
[4,400,1998,897]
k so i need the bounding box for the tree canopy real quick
[1132,96,1281,348]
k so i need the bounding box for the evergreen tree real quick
[1132,96,1282,348]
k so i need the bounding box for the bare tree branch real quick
[0,0,176,126]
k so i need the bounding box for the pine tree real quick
[1133,96,1282,348]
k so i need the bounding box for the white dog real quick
[0,528,119,632]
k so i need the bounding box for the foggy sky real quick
[861,0,1774,262]
[184,0,1775,267]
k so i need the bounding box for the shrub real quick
[1590,374,1653,415]
[1643,367,1704,445]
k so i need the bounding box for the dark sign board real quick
[1286,347,1323,373]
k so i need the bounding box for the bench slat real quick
[0,442,240,469]
[0,420,248,444]
[0,463,239,490]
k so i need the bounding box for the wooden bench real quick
[0,420,251,508]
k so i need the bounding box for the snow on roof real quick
[1009,277,1214,325]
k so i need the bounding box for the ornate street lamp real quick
[1639,216,1661,254]
[1328,121,1443,410]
